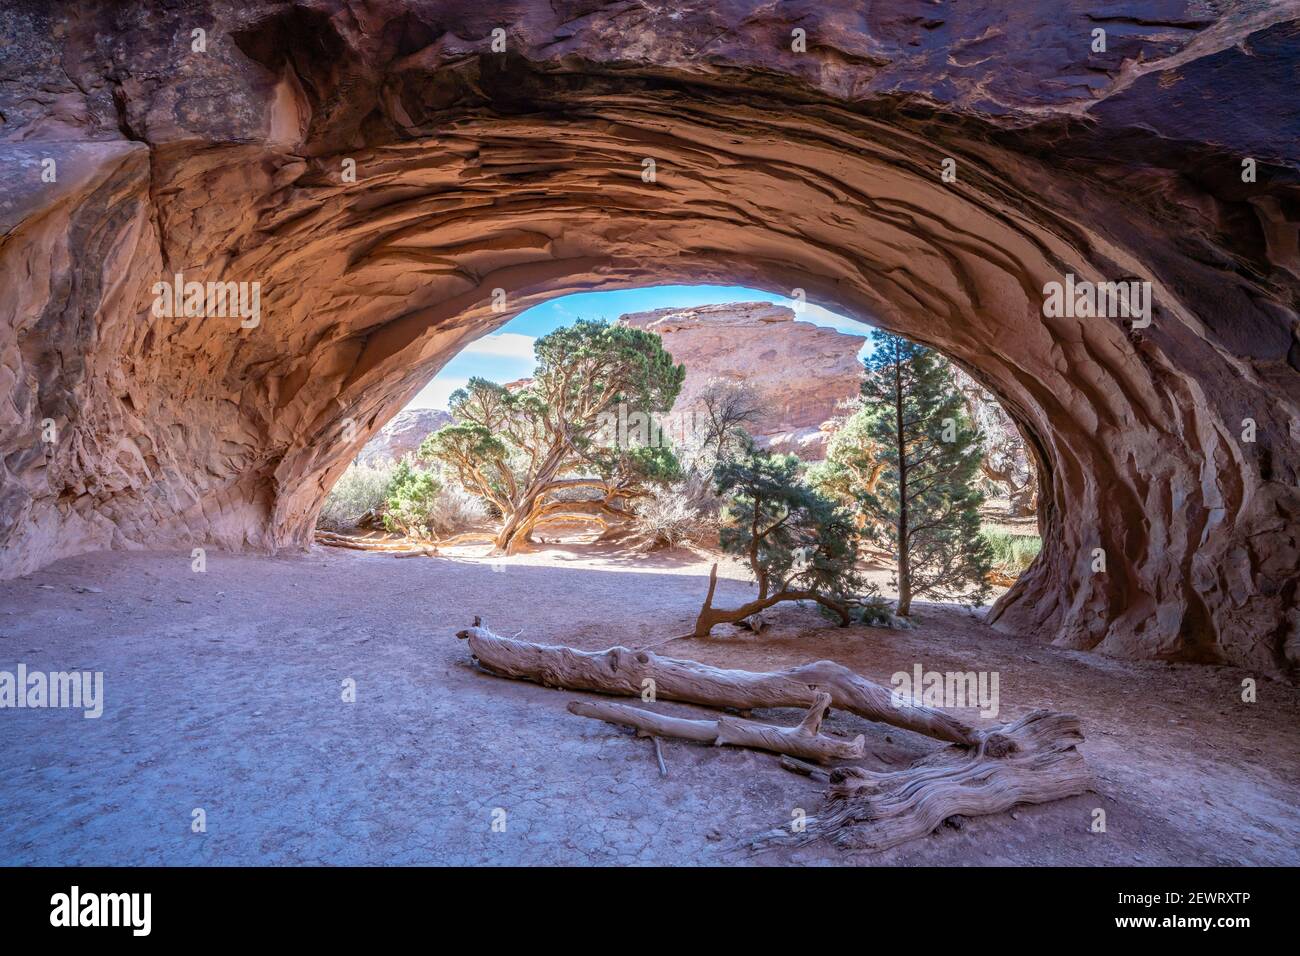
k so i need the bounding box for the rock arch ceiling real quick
[1,1,1297,676]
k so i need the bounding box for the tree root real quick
[751,709,1090,852]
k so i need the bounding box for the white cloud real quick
[777,299,874,357]
[782,301,870,337]
[459,332,536,360]
[407,376,469,411]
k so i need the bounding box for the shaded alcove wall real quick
[1,1,1296,678]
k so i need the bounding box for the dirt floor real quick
[978,496,1040,537]
[1,541,1296,866]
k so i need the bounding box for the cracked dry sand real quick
[1,544,1296,866]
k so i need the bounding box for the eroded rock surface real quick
[1,1,1297,675]
[619,302,864,458]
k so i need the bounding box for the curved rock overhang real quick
[0,1,1297,676]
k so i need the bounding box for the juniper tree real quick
[856,330,992,615]
[694,444,867,636]
[420,320,684,552]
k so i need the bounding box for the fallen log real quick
[454,620,1090,853]
[568,692,865,764]
[315,531,383,550]
[752,709,1091,852]
[316,531,408,548]
[315,530,437,557]
[437,531,500,546]
[456,620,988,748]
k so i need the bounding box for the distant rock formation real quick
[356,408,450,465]
[618,303,866,459]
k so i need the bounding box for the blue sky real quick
[408,285,873,409]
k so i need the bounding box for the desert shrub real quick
[382,459,443,539]
[385,460,491,540]
[981,530,1042,575]
[664,422,754,546]
[681,467,725,542]
[633,487,700,549]
[428,483,490,536]
[318,456,489,540]
[317,459,395,531]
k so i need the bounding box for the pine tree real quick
[857,330,992,615]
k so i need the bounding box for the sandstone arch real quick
[1,1,1297,677]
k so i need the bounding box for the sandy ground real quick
[0,542,1296,866]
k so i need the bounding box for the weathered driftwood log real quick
[568,692,865,764]
[315,531,436,557]
[753,709,1091,852]
[456,620,985,748]
[456,620,1089,852]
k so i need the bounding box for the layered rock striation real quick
[1,1,1297,674]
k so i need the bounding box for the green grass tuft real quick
[980,530,1042,574]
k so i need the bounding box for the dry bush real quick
[427,484,490,537]
[318,459,395,531]
[633,487,702,549]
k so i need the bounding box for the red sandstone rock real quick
[618,302,864,459]
[355,408,450,465]
[0,1,1296,676]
